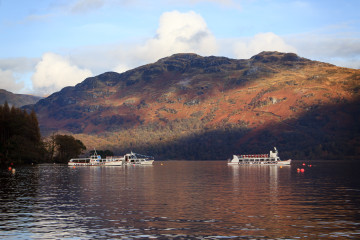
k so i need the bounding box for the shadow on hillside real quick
[128,98,360,160]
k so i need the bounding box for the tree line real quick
[0,102,86,167]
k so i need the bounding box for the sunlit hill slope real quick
[28,52,360,160]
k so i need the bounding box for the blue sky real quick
[0,0,359,95]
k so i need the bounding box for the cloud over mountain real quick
[136,11,218,62]
[113,10,218,73]
[234,32,297,59]
[31,53,93,95]
[0,69,24,92]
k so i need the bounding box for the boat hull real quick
[277,159,291,165]
[125,159,154,165]
[104,161,124,166]
[140,160,154,165]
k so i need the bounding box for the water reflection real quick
[0,161,360,239]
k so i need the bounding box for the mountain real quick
[0,89,42,107]
[30,52,360,160]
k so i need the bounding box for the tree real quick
[54,134,86,163]
[43,133,56,162]
[0,102,45,166]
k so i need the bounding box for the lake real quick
[1,160,360,239]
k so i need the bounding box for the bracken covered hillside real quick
[29,52,360,160]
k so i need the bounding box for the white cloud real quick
[287,34,360,68]
[113,63,131,73]
[0,58,39,94]
[31,53,93,95]
[68,10,219,74]
[136,10,218,63]
[0,57,38,73]
[233,32,297,59]
[0,69,24,92]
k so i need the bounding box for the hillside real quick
[30,52,360,160]
[0,89,42,107]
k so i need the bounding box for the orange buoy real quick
[8,166,12,171]
[297,168,300,172]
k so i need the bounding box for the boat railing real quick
[238,154,270,158]
[69,158,90,163]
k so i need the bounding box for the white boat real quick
[228,147,291,165]
[104,156,125,166]
[68,150,154,166]
[124,152,154,165]
[68,150,106,166]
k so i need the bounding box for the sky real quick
[0,0,359,96]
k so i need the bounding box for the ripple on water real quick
[1,161,360,239]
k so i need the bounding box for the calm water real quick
[1,160,360,239]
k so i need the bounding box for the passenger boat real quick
[124,152,154,165]
[228,147,291,165]
[68,150,154,166]
[68,150,106,166]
